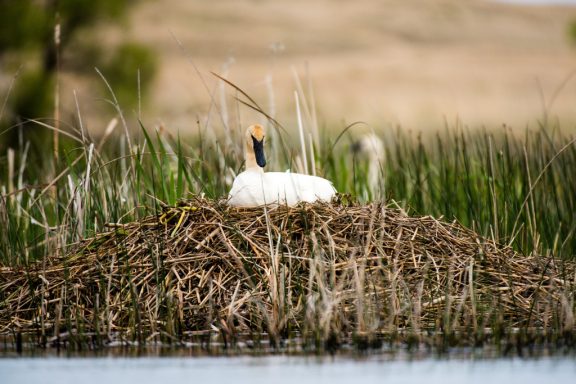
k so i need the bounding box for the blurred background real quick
[1,0,576,148]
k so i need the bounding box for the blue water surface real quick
[1,355,574,384]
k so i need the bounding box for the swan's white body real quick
[228,169,336,207]
[228,124,336,207]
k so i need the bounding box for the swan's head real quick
[246,124,266,168]
[352,133,385,161]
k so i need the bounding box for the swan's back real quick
[228,170,336,207]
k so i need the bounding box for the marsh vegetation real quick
[0,78,575,353]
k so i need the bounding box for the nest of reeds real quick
[1,196,574,344]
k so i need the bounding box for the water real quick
[1,355,574,384]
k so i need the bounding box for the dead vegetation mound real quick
[1,197,574,344]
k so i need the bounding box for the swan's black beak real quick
[252,135,266,168]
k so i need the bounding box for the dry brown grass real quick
[128,0,576,131]
[1,196,574,347]
[43,0,576,136]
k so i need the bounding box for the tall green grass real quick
[0,98,575,266]
[334,125,576,259]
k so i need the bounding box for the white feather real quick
[228,169,335,207]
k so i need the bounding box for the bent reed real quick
[1,196,574,349]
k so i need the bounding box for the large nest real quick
[1,197,574,344]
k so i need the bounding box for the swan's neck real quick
[245,142,264,172]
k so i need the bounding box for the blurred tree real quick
[0,0,156,154]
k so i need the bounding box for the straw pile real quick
[1,196,574,343]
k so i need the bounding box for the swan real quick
[352,133,385,198]
[228,124,336,207]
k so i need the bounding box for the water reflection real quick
[1,355,574,384]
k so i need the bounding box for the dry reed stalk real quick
[0,196,574,344]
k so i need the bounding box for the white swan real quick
[228,124,336,207]
[352,133,385,198]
